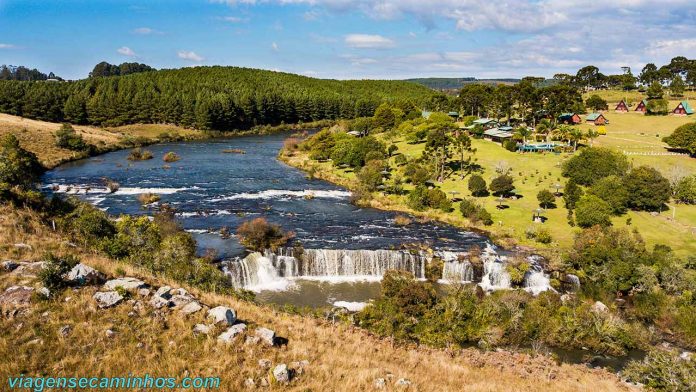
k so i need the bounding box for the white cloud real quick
[117,46,137,57]
[221,16,247,23]
[345,34,394,49]
[271,42,279,51]
[132,27,162,35]
[303,9,321,20]
[0,43,14,49]
[177,50,205,62]
[646,39,696,57]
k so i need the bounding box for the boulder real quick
[207,306,236,326]
[104,277,147,292]
[272,364,290,384]
[93,291,124,308]
[66,263,105,285]
[179,301,202,315]
[105,329,116,338]
[149,295,171,309]
[154,286,172,299]
[255,327,276,346]
[0,286,34,307]
[245,336,261,345]
[1,260,19,271]
[192,324,211,335]
[37,287,50,298]
[137,288,151,297]
[373,378,386,389]
[591,301,609,314]
[170,294,195,308]
[12,262,47,277]
[395,378,412,388]
[217,323,247,343]
[243,378,255,388]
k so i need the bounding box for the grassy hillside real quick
[0,205,630,391]
[0,113,206,168]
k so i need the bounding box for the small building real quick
[558,113,582,124]
[447,111,459,120]
[585,112,608,125]
[673,101,694,116]
[635,100,647,113]
[472,118,499,130]
[615,100,629,112]
[483,128,514,143]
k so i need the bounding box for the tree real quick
[646,82,664,99]
[674,175,696,204]
[452,130,473,178]
[670,76,685,97]
[489,174,514,196]
[236,217,293,252]
[586,95,608,111]
[562,147,629,186]
[459,198,493,225]
[568,128,584,151]
[639,63,659,86]
[407,185,451,212]
[357,160,384,192]
[585,128,599,147]
[663,122,696,155]
[589,175,629,215]
[646,99,668,115]
[424,126,452,182]
[0,133,43,188]
[575,65,604,90]
[468,174,488,197]
[623,166,671,211]
[537,189,556,209]
[373,103,396,130]
[458,84,493,116]
[515,126,533,144]
[563,179,583,210]
[575,195,612,228]
[55,123,90,151]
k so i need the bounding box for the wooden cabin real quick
[615,100,629,112]
[635,100,647,113]
[558,113,581,124]
[585,113,608,125]
[673,101,694,116]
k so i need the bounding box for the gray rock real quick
[170,294,194,308]
[12,262,47,277]
[373,378,386,389]
[244,378,255,388]
[272,364,290,384]
[193,324,211,335]
[179,301,202,315]
[591,301,609,313]
[207,306,236,326]
[395,378,412,388]
[149,295,171,309]
[172,288,189,296]
[255,327,276,346]
[290,360,309,375]
[38,287,50,298]
[93,291,124,308]
[259,378,269,387]
[1,260,19,271]
[105,329,116,338]
[258,359,272,369]
[0,286,34,307]
[154,286,172,299]
[680,351,692,361]
[137,288,151,297]
[103,277,147,292]
[245,336,261,345]
[217,323,247,343]
[66,263,105,285]
[13,243,32,250]
[59,325,71,337]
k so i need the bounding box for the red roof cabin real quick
[635,100,647,113]
[585,113,608,125]
[615,100,629,112]
[673,101,694,116]
[558,113,582,124]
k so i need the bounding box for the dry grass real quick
[0,205,632,391]
[0,113,204,168]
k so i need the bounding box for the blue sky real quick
[0,0,694,80]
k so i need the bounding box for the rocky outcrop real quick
[1,260,19,271]
[272,364,290,384]
[207,306,236,326]
[93,291,124,308]
[103,277,147,292]
[66,263,105,285]
[192,324,211,335]
[180,301,202,315]
[217,323,246,343]
[0,286,34,307]
[255,327,276,346]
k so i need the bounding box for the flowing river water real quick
[42,133,552,308]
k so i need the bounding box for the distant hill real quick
[0,66,437,131]
[405,77,522,90]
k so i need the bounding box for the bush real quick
[623,166,671,211]
[675,175,696,204]
[575,195,612,228]
[137,193,161,205]
[394,215,412,226]
[562,147,629,186]
[536,189,556,209]
[0,133,44,188]
[403,162,432,185]
[588,175,628,215]
[163,152,180,162]
[459,198,493,225]
[489,174,514,196]
[128,148,153,161]
[663,122,696,155]
[357,160,383,192]
[407,186,451,212]
[535,227,553,244]
[563,179,583,210]
[393,154,407,166]
[236,217,294,252]
[646,98,669,115]
[623,348,696,391]
[38,253,80,295]
[55,123,91,151]
[467,174,488,196]
[586,94,608,111]
[502,139,517,152]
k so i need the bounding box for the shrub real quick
[236,217,294,252]
[563,179,583,210]
[459,198,493,225]
[585,94,608,111]
[467,174,488,196]
[588,175,628,215]
[407,186,451,212]
[0,133,43,188]
[55,123,91,151]
[393,154,407,166]
[502,139,517,152]
[663,122,696,155]
[38,253,80,295]
[137,193,161,205]
[536,189,556,209]
[403,162,432,185]
[162,152,180,162]
[489,174,514,196]
[357,160,383,192]
[575,195,612,228]
[623,166,671,211]
[128,148,153,161]
[646,98,669,115]
[623,348,696,391]
[562,147,629,186]
[675,175,696,204]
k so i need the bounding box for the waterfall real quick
[523,256,554,295]
[478,246,511,290]
[222,252,295,291]
[296,249,427,278]
[442,261,474,282]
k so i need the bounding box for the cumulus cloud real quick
[117,46,137,57]
[177,50,205,62]
[345,34,394,49]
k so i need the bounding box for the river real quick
[42,133,550,308]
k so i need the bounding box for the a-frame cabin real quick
[615,100,629,112]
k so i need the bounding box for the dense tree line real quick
[0,66,436,131]
[89,61,156,77]
[0,64,61,81]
